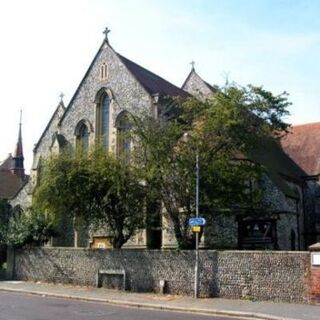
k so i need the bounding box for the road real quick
[0,291,238,320]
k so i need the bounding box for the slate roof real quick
[0,154,13,171]
[248,137,306,198]
[117,54,190,98]
[251,137,306,181]
[281,122,320,176]
[0,154,28,199]
[0,171,22,199]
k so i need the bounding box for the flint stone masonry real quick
[13,247,310,303]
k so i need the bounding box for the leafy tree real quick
[33,151,95,247]
[89,148,145,248]
[4,209,56,247]
[33,148,145,248]
[130,84,291,249]
[0,199,12,244]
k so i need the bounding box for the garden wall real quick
[12,248,310,303]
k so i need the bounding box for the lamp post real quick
[194,148,199,299]
[184,132,201,299]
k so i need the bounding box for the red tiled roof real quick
[281,122,320,176]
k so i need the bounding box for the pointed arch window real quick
[75,120,91,153]
[101,95,110,147]
[116,111,131,158]
[95,88,112,149]
[78,124,89,152]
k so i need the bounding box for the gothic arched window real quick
[95,88,112,149]
[75,120,91,153]
[116,111,131,158]
[101,95,110,147]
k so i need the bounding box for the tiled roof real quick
[0,171,22,199]
[248,137,306,198]
[0,154,28,199]
[0,154,13,171]
[281,122,320,176]
[117,54,190,98]
[251,137,306,181]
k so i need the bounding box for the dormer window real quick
[100,63,108,81]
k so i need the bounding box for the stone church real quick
[8,29,320,250]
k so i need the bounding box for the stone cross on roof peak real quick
[103,27,111,43]
[190,60,195,71]
[59,92,64,102]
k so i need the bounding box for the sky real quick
[0,0,320,171]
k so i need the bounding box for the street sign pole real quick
[194,149,199,299]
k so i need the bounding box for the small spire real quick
[15,110,23,158]
[103,27,111,44]
[12,109,25,180]
[190,60,195,71]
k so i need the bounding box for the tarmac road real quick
[0,291,239,320]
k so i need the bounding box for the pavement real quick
[0,281,319,320]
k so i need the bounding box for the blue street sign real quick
[188,217,206,226]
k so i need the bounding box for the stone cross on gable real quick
[190,60,195,71]
[103,27,111,43]
[59,92,64,102]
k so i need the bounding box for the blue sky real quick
[0,0,319,170]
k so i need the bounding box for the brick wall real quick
[12,248,310,303]
[310,266,320,303]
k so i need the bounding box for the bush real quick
[5,209,57,248]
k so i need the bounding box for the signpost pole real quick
[194,149,199,299]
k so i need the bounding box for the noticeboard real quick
[311,252,320,266]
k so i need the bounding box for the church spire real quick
[11,110,25,179]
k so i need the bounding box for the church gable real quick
[182,68,217,100]
[58,35,154,152]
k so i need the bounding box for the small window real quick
[100,63,108,81]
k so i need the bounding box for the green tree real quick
[0,199,12,244]
[33,149,145,248]
[131,84,291,249]
[89,148,145,248]
[4,208,56,247]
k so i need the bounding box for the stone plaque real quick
[311,252,320,266]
